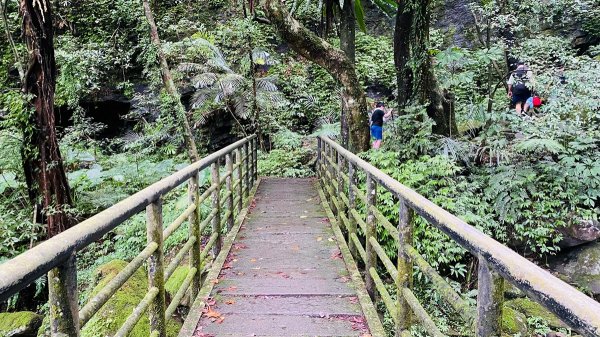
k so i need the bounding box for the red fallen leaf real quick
[275,271,291,279]
[205,308,221,319]
[194,332,215,337]
[331,250,343,259]
[206,299,216,306]
[216,317,225,324]
[222,263,232,270]
[224,299,236,305]
[349,296,359,304]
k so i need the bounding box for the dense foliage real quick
[0,0,598,335]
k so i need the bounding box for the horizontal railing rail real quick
[317,135,600,337]
[0,135,258,337]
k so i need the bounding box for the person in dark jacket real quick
[370,102,392,149]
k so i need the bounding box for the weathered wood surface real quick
[193,178,369,336]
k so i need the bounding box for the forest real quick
[0,0,599,336]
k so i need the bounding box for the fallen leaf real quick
[224,299,236,305]
[205,309,221,319]
[291,245,300,251]
[316,237,323,241]
[210,279,220,284]
[216,317,225,324]
[328,237,335,242]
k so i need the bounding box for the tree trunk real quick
[394,0,412,111]
[20,0,72,238]
[142,0,200,162]
[338,0,355,148]
[264,0,369,152]
[393,0,457,136]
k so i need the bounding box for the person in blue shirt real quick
[370,102,392,149]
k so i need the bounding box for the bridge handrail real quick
[0,135,258,336]
[317,135,600,337]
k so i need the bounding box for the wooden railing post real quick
[188,174,201,298]
[396,198,414,336]
[317,137,322,181]
[211,161,222,255]
[146,199,166,337]
[244,142,250,200]
[336,152,345,229]
[48,253,79,337]
[226,153,234,230]
[347,162,357,258]
[252,137,258,183]
[365,173,377,300]
[476,257,504,337]
[329,146,338,216]
[235,148,243,213]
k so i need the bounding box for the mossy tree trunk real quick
[264,0,369,152]
[142,0,200,162]
[20,1,79,335]
[394,0,458,136]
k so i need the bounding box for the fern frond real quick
[256,76,279,92]
[515,138,565,155]
[192,72,218,88]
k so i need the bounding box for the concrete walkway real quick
[193,178,369,336]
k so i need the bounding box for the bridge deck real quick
[192,178,369,336]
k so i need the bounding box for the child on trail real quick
[370,102,392,149]
[507,61,535,115]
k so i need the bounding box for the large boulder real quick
[549,242,600,296]
[558,219,600,248]
[0,311,42,337]
[81,260,183,337]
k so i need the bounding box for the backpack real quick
[512,69,531,95]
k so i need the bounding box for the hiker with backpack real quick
[507,61,535,115]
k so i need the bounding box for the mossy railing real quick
[317,135,600,337]
[0,135,258,337]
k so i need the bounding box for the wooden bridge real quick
[1,135,600,337]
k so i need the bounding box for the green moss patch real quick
[501,307,527,335]
[81,260,181,337]
[506,298,567,329]
[0,311,42,337]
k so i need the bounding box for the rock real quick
[505,298,567,330]
[571,30,600,54]
[558,219,600,248]
[165,266,191,307]
[504,282,525,299]
[0,311,43,337]
[81,260,181,337]
[501,307,528,335]
[549,241,600,296]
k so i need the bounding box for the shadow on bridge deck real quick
[181,178,374,337]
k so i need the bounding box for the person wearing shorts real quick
[508,62,535,115]
[370,102,391,149]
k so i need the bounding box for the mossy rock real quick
[506,298,567,330]
[504,282,525,299]
[501,307,527,335]
[81,260,181,337]
[165,266,190,299]
[0,311,42,337]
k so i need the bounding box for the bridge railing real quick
[0,135,258,336]
[317,135,600,337]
